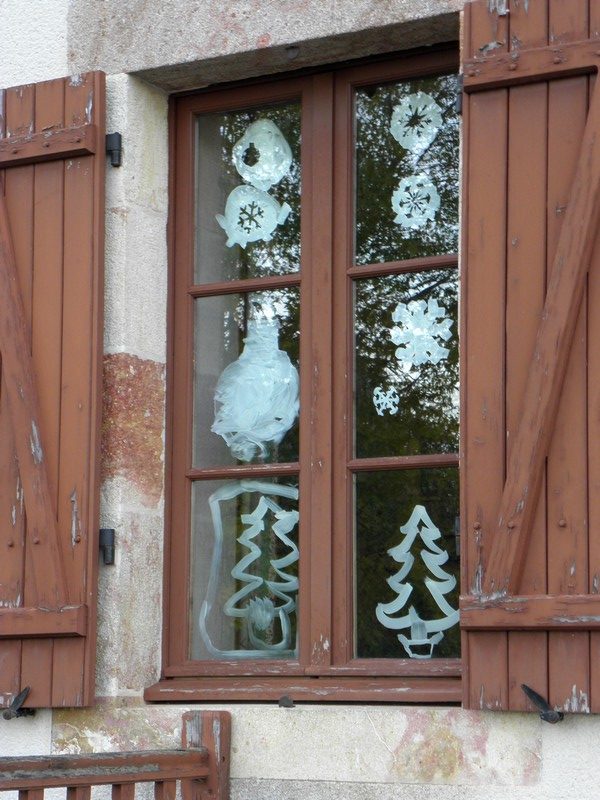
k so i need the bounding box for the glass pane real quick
[190,477,299,660]
[355,73,459,265]
[355,468,459,659]
[193,287,300,468]
[195,102,301,283]
[354,269,458,458]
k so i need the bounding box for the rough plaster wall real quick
[0,0,69,87]
[66,0,463,90]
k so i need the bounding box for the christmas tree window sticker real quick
[372,297,452,415]
[211,302,299,462]
[199,480,299,659]
[389,91,443,232]
[216,118,293,248]
[375,504,459,659]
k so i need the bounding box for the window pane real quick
[190,477,299,660]
[355,74,459,265]
[354,269,458,458]
[354,468,460,659]
[195,102,301,283]
[193,287,300,468]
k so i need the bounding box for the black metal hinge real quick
[105,132,123,167]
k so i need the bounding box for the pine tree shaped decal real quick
[376,504,459,659]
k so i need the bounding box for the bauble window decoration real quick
[232,119,293,191]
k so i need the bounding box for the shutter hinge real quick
[99,528,116,565]
[105,132,123,167]
[455,75,464,116]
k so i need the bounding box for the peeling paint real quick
[563,685,590,714]
[488,0,509,15]
[69,73,84,87]
[30,420,43,464]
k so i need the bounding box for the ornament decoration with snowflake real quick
[372,386,400,416]
[375,504,459,659]
[390,92,443,153]
[216,184,291,249]
[390,297,452,369]
[391,173,440,230]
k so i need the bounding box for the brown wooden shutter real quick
[0,72,104,707]
[460,0,600,713]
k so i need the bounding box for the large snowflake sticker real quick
[390,298,452,368]
[390,92,443,153]
[392,174,440,230]
[216,185,291,248]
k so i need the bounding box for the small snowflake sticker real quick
[390,298,452,368]
[216,185,291,248]
[390,92,443,153]
[373,386,400,416]
[392,174,440,230]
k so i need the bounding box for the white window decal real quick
[375,504,459,659]
[211,313,299,461]
[390,297,452,369]
[216,185,291,249]
[390,92,443,153]
[232,119,293,191]
[372,386,400,416]
[199,481,299,659]
[391,174,440,230]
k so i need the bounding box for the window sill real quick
[144,675,461,703]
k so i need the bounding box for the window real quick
[153,48,461,702]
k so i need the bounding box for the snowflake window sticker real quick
[216,185,291,249]
[372,386,399,416]
[391,174,440,230]
[390,92,443,153]
[390,297,452,369]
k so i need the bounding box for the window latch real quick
[105,132,123,167]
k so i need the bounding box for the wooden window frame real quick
[146,46,461,703]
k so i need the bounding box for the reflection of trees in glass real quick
[355,269,459,457]
[355,468,460,659]
[196,103,301,282]
[355,74,459,265]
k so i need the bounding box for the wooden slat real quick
[183,711,231,800]
[0,750,209,790]
[462,84,508,708]
[504,78,549,710]
[482,78,600,596]
[112,784,136,800]
[461,594,600,629]
[0,124,97,167]
[67,788,92,800]
[155,781,177,800]
[0,606,86,637]
[545,64,591,710]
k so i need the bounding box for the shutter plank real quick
[545,72,591,710]
[548,0,589,43]
[505,81,549,710]
[462,85,508,709]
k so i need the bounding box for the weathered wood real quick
[0,124,97,167]
[464,38,600,91]
[0,193,67,608]
[461,594,600,629]
[0,606,86,638]
[0,750,210,790]
[483,79,600,596]
[183,711,231,800]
